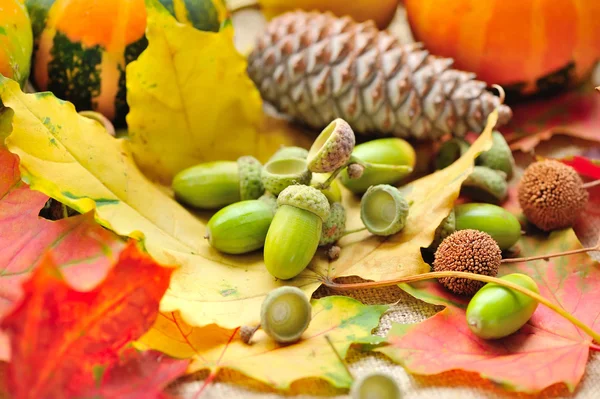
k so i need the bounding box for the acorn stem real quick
[314,156,367,190]
[324,334,354,381]
[583,179,600,189]
[500,243,600,264]
[342,227,368,237]
[323,271,600,343]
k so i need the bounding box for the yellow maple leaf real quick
[138,296,387,389]
[0,72,495,330]
[126,0,310,184]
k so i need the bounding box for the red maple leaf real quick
[502,85,600,152]
[1,242,183,399]
[380,186,600,393]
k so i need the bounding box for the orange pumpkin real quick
[405,0,600,96]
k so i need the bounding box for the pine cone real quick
[248,11,512,140]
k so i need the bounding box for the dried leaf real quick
[126,0,310,183]
[139,296,387,389]
[0,75,497,329]
[1,242,177,399]
[379,188,600,393]
[504,84,600,152]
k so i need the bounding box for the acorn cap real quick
[307,118,355,173]
[258,192,278,214]
[518,160,588,231]
[277,185,330,222]
[350,371,402,399]
[260,286,312,344]
[429,209,456,251]
[237,156,265,200]
[262,157,312,195]
[269,146,309,162]
[476,131,515,178]
[433,229,501,296]
[319,202,347,246]
[360,184,409,236]
[435,138,470,170]
[462,166,508,203]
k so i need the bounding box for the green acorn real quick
[429,209,456,251]
[461,166,508,203]
[172,156,264,209]
[476,131,515,178]
[435,138,470,170]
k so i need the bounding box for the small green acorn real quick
[429,209,456,251]
[261,157,312,195]
[264,185,330,280]
[350,371,402,399]
[454,203,521,250]
[269,146,309,162]
[320,202,347,246]
[461,166,508,203]
[260,286,312,344]
[205,199,275,254]
[341,138,415,194]
[435,137,470,170]
[360,184,409,236]
[311,173,343,204]
[172,156,264,209]
[466,273,539,339]
[476,131,515,178]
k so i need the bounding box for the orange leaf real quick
[503,85,600,152]
[76,347,188,399]
[1,243,176,399]
[0,147,124,318]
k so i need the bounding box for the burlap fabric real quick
[168,6,600,398]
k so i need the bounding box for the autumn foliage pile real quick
[1,0,600,398]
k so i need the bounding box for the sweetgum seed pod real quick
[341,138,415,194]
[466,273,539,339]
[205,200,275,255]
[454,203,521,250]
[434,229,502,296]
[518,160,588,231]
[261,286,311,344]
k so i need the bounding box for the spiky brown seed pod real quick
[433,229,501,296]
[518,160,589,231]
[247,11,512,140]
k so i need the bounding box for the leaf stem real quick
[590,343,600,352]
[323,271,600,344]
[583,179,600,189]
[324,334,354,381]
[342,227,368,237]
[500,243,600,264]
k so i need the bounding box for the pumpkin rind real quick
[0,0,33,88]
[27,0,225,124]
[405,0,600,96]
